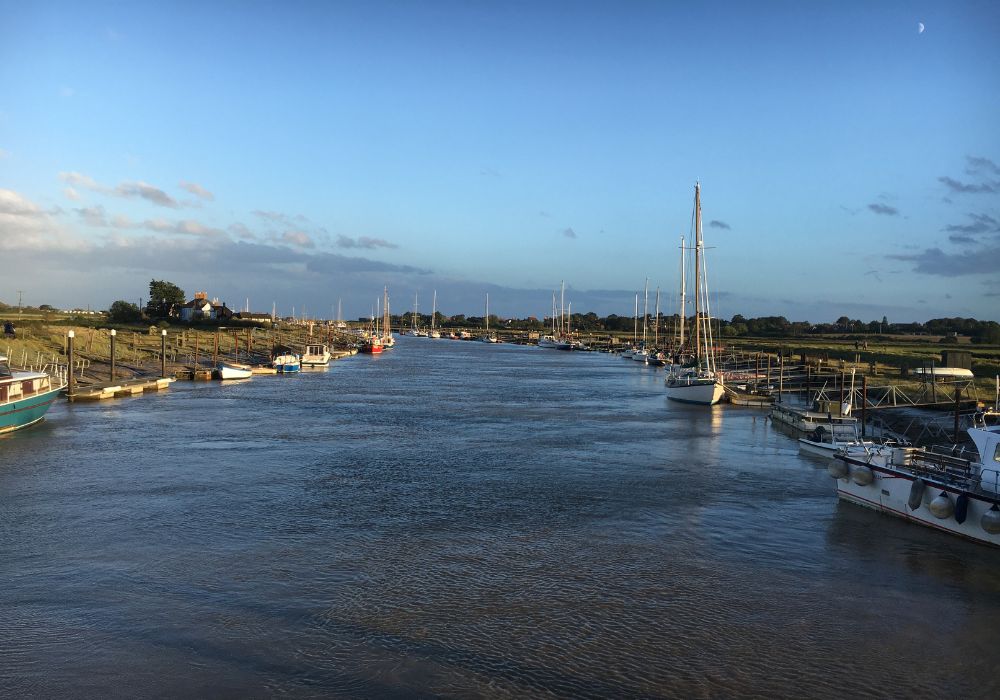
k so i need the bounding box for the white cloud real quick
[179,180,214,201]
[63,186,82,201]
[282,231,314,248]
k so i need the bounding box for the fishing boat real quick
[664,183,725,405]
[359,335,383,354]
[215,362,253,380]
[0,355,64,434]
[301,343,332,367]
[273,353,301,373]
[828,414,1000,547]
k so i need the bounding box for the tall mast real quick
[560,281,565,336]
[633,293,638,345]
[654,287,660,347]
[485,293,489,333]
[642,277,649,347]
[551,292,556,334]
[693,182,702,367]
[431,290,436,330]
[679,236,686,348]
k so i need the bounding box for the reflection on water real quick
[2,337,999,698]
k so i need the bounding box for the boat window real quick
[0,361,11,378]
[994,443,1000,463]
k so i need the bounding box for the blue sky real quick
[1,1,998,322]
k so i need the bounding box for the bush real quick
[108,300,142,323]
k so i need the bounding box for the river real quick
[2,336,999,698]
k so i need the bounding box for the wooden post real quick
[67,330,75,396]
[861,374,867,437]
[214,331,219,366]
[839,371,845,411]
[161,330,166,378]
[806,365,812,404]
[194,333,200,368]
[110,329,117,381]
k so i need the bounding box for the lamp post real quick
[110,329,117,381]
[161,329,167,378]
[67,330,75,396]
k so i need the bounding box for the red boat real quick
[360,335,383,354]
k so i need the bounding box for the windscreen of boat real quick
[0,360,12,378]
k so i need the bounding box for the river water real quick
[2,337,999,698]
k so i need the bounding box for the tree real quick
[146,279,186,317]
[108,300,142,323]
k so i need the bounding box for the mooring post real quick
[67,330,75,396]
[161,329,167,378]
[109,328,117,381]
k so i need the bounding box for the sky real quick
[1,0,999,323]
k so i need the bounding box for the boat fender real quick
[928,491,954,519]
[827,457,849,480]
[954,494,969,524]
[907,479,926,511]
[851,465,874,486]
[981,504,1000,535]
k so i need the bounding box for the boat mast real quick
[678,236,686,349]
[551,292,556,335]
[485,293,489,333]
[693,183,702,368]
[431,290,436,330]
[654,287,660,347]
[633,293,638,346]
[642,277,649,347]
[560,281,565,337]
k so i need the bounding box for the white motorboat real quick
[301,343,332,367]
[828,415,1000,547]
[771,400,858,439]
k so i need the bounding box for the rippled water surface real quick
[3,338,1000,698]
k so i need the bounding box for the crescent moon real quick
[918,22,925,34]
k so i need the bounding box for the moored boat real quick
[770,400,858,439]
[1,355,64,434]
[215,362,253,380]
[273,354,301,373]
[828,416,1000,547]
[301,343,332,367]
[665,183,724,405]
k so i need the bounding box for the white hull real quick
[770,404,858,438]
[833,458,1000,547]
[665,378,725,405]
[798,438,874,458]
[216,363,253,380]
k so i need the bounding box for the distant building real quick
[176,291,234,321]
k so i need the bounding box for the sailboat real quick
[381,286,395,348]
[664,182,725,405]
[633,278,650,362]
[480,293,498,343]
[429,290,441,338]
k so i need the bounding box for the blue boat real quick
[0,355,64,434]
[272,353,301,373]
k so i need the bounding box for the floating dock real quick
[67,377,174,402]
